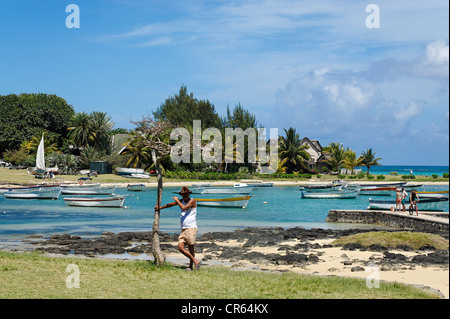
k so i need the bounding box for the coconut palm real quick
[278,128,310,174]
[358,148,382,175]
[90,111,114,154]
[343,150,362,174]
[121,133,151,169]
[323,142,347,172]
[67,112,96,148]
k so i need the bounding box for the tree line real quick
[0,88,381,175]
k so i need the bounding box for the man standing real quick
[157,186,201,271]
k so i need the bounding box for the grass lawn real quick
[0,251,441,299]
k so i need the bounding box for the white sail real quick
[36,134,45,171]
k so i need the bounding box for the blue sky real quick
[0,0,448,165]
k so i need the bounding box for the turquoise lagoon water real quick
[357,165,449,176]
[0,183,448,249]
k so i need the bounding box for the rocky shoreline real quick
[28,226,449,268]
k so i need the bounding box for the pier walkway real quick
[326,209,449,233]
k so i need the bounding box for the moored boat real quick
[301,189,359,199]
[64,195,127,208]
[3,187,62,199]
[192,186,253,195]
[235,181,274,187]
[61,185,117,195]
[416,190,449,198]
[127,184,146,191]
[116,167,149,178]
[367,196,449,211]
[359,187,396,196]
[194,196,252,208]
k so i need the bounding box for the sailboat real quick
[35,134,46,175]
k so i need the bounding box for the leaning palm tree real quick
[278,128,310,174]
[358,148,382,175]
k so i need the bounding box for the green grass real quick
[0,251,441,299]
[331,231,449,250]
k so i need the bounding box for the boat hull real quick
[64,196,126,208]
[367,197,449,211]
[61,186,117,195]
[195,196,251,208]
[4,187,62,199]
[359,187,396,196]
[127,184,146,191]
[301,190,359,199]
[193,187,253,195]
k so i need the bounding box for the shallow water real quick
[0,184,448,249]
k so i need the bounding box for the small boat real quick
[116,167,148,177]
[0,185,40,194]
[64,195,127,208]
[416,190,449,198]
[191,183,211,187]
[236,180,274,187]
[351,182,407,188]
[302,184,343,192]
[192,186,253,195]
[3,187,62,199]
[123,173,150,179]
[194,196,252,208]
[367,196,449,211]
[61,185,117,195]
[359,187,396,196]
[301,189,359,199]
[403,183,423,191]
[127,184,146,191]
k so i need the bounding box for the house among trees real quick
[299,137,331,172]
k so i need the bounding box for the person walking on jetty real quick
[409,190,420,216]
[156,186,201,271]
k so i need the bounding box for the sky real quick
[0,0,448,165]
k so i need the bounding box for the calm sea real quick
[0,182,448,250]
[356,165,449,176]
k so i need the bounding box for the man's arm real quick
[172,197,197,210]
[155,201,177,211]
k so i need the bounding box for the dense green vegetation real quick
[0,88,446,179]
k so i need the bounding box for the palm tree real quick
[67,112,96,148]
[90,111,114,154]
[278,128,310,174]
[323,142,347,172]
[121,133,151,169]
[358,148,382,175]
[343,150,362,174]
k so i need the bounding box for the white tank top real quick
[180,198,197,229]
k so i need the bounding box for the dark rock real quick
[342,243,366,251]
[351,266,365,272]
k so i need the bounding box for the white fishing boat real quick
[191,183,211,187]
[302,184,343,192]
[194,196,252,208]
[64,195,127,208]
[351,182,407,188]
[61,185,116,195]
[301,189,359,199]
[116,167,149,177]
[367,196,449,211]
[3,187,62,199]
[0,185,40,194]
[127,184,146,191]
[192,186,253,195]
[236,180,274,187]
